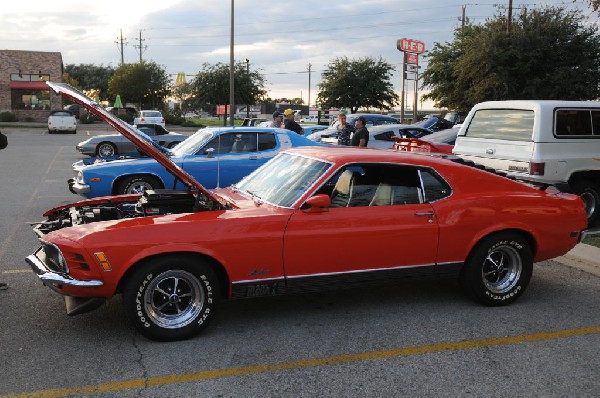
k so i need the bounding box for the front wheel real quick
[571,180,600,227]
[460,233,533,306]
[123,256,220,341]
[116,175,161,195]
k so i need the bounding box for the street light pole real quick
[229,0,235,126]
[244,58,250,118]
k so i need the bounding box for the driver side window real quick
[317,163,425,208]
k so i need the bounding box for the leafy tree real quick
[108,62,171,109]
[188,62,267,125]
[316,57,398,113]
[422,6,600,110]
[274,98,304,105]
[64,64,115,101]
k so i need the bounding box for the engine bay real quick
[34,189,221,236]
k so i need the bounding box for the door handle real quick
[415,211,434,223]
[486,148,495,154]
[249,155,258,160]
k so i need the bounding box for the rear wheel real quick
[96,142,117,157]
[460,232,533,306]
[116,175,161,195]
[571,180,600,227]
[123,256,220,341]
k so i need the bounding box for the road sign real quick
[397,38,425,54]
[406,64,419,72]
[406,53,419,64]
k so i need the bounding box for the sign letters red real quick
[397,38,425,54]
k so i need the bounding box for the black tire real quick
[116,175,161,195]
[460,232,533,306]
[168,141,181,149]
[96,142,117,157]
[123,255,220,341]
[571,180,600,227]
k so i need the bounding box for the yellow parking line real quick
[4,325,600,398]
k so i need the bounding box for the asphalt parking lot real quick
[0,125,599,397]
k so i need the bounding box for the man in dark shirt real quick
[351,116,369,147]
[282,109,304,135]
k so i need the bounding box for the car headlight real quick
[76,171,85,184]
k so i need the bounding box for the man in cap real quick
[282,109,304,135]
[264,111,284,128]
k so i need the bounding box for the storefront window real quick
[11,90,51,110]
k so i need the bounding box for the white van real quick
[453,100,600,226]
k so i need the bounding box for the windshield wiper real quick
[245,190,263,205]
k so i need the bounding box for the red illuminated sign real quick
[397,38,425,54]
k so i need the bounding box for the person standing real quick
[264,111,284,128]
[0,131,7,290]
[336,112,355,146]
[351,116,369,147]
[282,109,304,135]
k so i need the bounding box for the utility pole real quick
[507,0,513,33]
[134,30,147,63]
[115,29,127,66]
[307,63,312,108]
[229,0,235,126]
[244,58,250,118]
[461,5,466,32]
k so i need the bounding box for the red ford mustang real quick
[27,83,588,341]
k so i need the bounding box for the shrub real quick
[118,113,134,124]
[0,112,17,122]
[24,117,34,122]
[165,113,184,125]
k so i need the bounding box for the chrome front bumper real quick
[67,178,91,194]
[26,247,103,289]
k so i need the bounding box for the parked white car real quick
[47,110,77,134]
[133,110,165,128]
[320,124,434,149]
[453,100,600,226]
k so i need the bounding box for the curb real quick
[555,243,600,277]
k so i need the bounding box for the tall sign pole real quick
[397,38,425,123]
[400,52,406,123]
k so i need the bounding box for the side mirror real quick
[301,194,331,213]
[205,147,215,158]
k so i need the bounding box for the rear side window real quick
[555,109,600,137]
[258,132,277,150]
[373,131,395,141]
[465,109,534,141]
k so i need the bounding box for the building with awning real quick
[0,50,64,122]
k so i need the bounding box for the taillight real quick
[529,162,545,175]
[140,118,145,122]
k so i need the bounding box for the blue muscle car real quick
[69,127,321,198]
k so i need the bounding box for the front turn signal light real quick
[94,252,112,271]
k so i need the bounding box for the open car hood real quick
[47,81,225,206]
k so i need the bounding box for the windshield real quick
[171,129,214,156]
[234,152,332,207]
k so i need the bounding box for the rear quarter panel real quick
[431,165,586,264]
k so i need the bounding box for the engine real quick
[33,190,212,236]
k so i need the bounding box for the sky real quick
[1,0,597,111]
